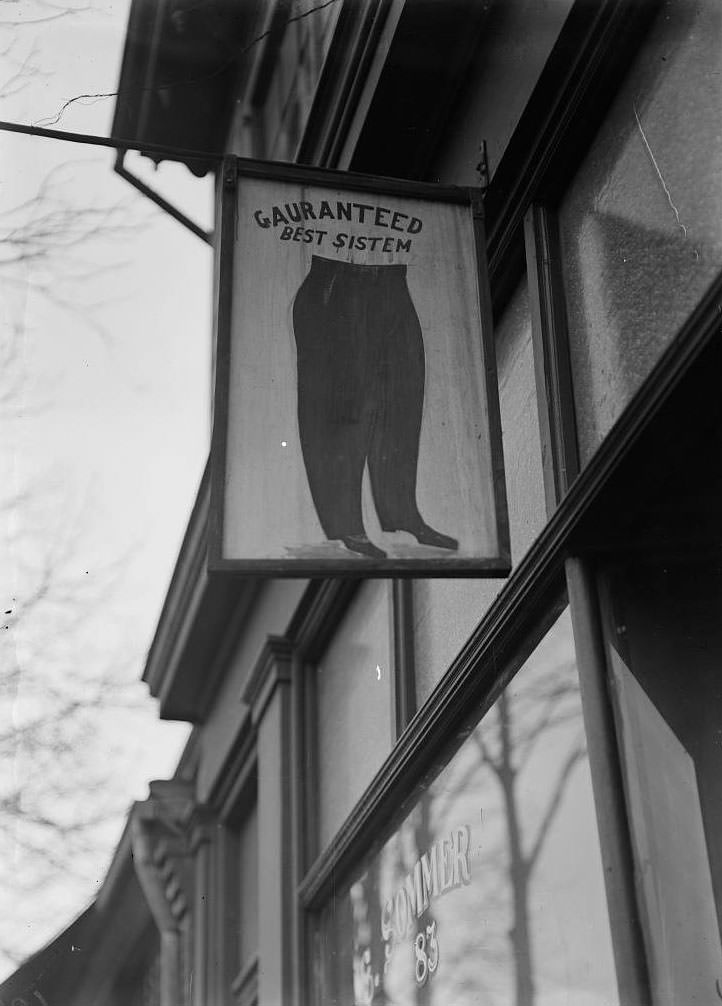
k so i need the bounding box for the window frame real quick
[290,579,417,867]
[288,577,418,1002]
[215,748,259,1006]
[226,774,260,1006]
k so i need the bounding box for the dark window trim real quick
[286,579,360,662]
[391,579,416,738]
[524,203,580,512]
[209,719,256,821]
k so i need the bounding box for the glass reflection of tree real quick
[338,626,589,1006]
[430,642,586,1006]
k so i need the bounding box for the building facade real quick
[4,1,721,1004]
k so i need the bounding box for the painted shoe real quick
[383,522,459,550]
[340,534,387,559]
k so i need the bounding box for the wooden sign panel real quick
[210,158,509,575]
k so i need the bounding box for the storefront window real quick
[316,582,393,849]
[314,608,617,1005]
[414,278,546,704]
[559,0,722,463]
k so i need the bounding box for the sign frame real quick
[209,156,510,577]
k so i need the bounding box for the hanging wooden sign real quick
[209,157,509,575]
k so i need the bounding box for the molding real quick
[298,276,722,908]
[175,725,202,780]
[141,460,262,722]
[242,634,294,726]
[187,802,216,855]
[193,582,260,718]
[143,461,210,697]
[208,633,295,816]
[286,578,359,659]
[524,203,580,511]
[392,578,416,737]
[209,719,256,820]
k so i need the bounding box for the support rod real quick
[0,117,221,166]
[114,150,213,245]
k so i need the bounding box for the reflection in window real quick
[316,582,393,850]
[315,609,617,1005]
[559,0,722,462]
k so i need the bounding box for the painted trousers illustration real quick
[292,255,426,541]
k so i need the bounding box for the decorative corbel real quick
[130,779,197,1006]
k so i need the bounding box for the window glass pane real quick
[317,582,393,849]
[315,608,617,1005]
[603,558,722,1002]
[414,279,546,705]
[559,0,722,463]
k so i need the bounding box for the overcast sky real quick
[0,0,214,974]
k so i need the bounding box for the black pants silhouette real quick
[292,255,457,556]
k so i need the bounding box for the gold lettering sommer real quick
[381,825,471,946]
